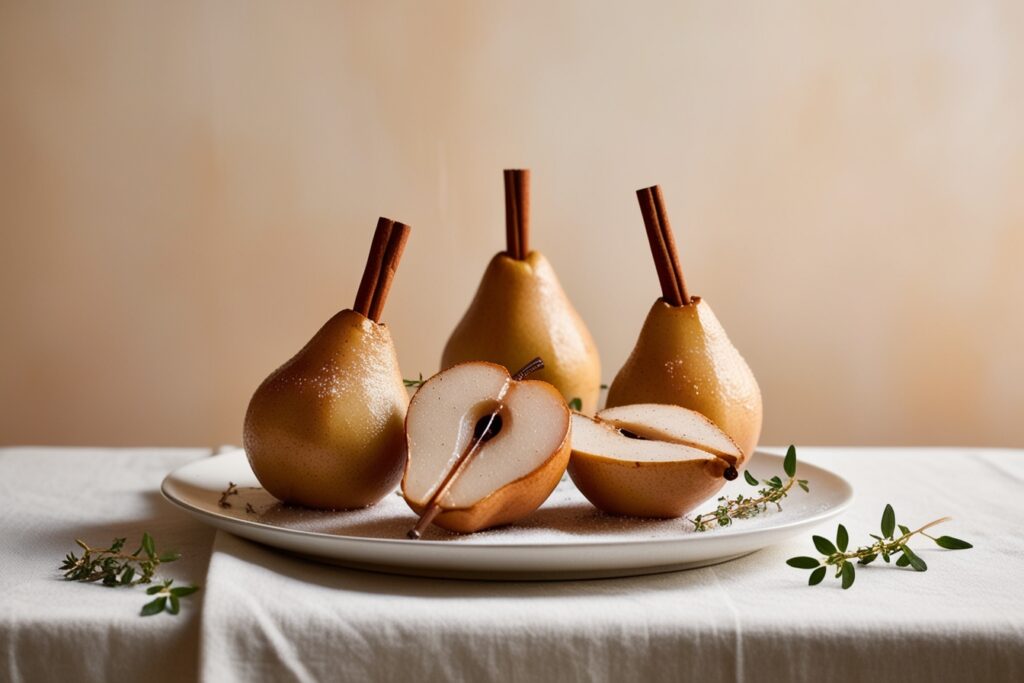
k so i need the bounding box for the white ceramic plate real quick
[161,449,852,580]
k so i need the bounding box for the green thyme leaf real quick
[141,533,156,559]
[809,566,827,585]
[858,553,877,565]
[881,504,896,539]
[170,585,200,597]
[743,470,759,486]
[568,397,583,411]
[934,536,972,550]
[787,556,820,569]
[902,546,927,571]
[836,524,849,552]
[812,535,837,556]
[168,594,181,615]
[841,562,855,589]
[140,597,166,616]
[783,445,797,478]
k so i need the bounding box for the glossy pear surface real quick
[243,309,409,510]
[605,298,762,459]
[442,251,601,413]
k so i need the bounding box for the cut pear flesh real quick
[568,404,741,519]
[403,362,570,531]
[595,403,742,465]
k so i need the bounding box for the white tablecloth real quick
[1,447,1021,682]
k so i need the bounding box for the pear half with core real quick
[441,170,601,413]
[402,361,571,534]
[243,218,411,510]
[568,403,743,518]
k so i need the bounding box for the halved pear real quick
[402,361,571,534]
[568,404,742,518]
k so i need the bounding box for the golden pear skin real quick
[605,297,762,460]
[441,251,601,413]
[243,309,409,510]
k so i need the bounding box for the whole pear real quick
[243,309,409,509]
[605,297,762,460]
[441,251,601,414]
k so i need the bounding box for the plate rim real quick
[160,449,854,551]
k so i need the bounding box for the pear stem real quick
[407,357,544,540]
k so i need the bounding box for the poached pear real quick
[243,218,411,509]
[441,170,601,413]
[605,187,762,460]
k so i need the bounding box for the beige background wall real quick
[1,1,1022,448]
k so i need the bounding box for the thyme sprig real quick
[787,504,972,589]
[218,481,239,508]
[689,445,809,532]
[59,533,200,616]
[60,533,179,585]
[404,374,425,388]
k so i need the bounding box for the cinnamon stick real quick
[504,170,520,259]
[366,221,411,322]
[504,169,530,259]
[353,217,394,317]
[651,185,689,305]
[636,185,690,306]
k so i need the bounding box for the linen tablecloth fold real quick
[0,448,216,683]
[198,448,1024,683]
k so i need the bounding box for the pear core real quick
[605,298,762,461]
[243,309,409,510]
[441,251,601,414]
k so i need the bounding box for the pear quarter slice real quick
[568,404,742,519]
[402,362,571,534]
[595,403,742,466]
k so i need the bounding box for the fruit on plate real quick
[243,218,412,510]
[568,403,743,518]
[402,358,571,536]
[605,186,762,459]
[441,169,601,414]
